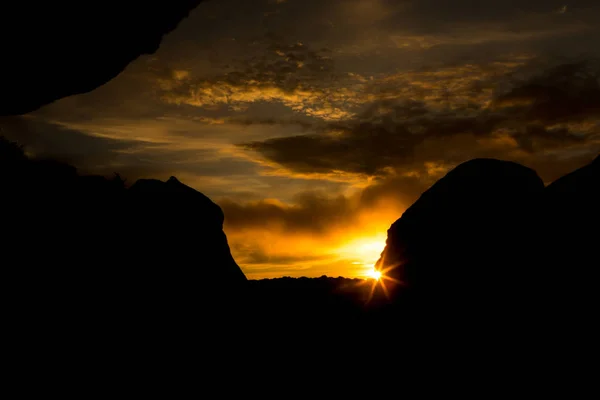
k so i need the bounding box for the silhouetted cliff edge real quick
[1,137,246,333]
[0,1,205,115]
[373,154,599,378]
[375,158,545,312]
[374,155,598,311]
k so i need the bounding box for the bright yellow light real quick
[336,234,387,269]
[368,269,382,280]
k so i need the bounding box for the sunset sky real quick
[2,0,599,279]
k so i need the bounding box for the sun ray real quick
[362,261,409,304]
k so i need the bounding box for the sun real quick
[367,268,382,280]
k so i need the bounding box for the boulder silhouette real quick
[1,137,246,343]
[127,176,247,285]
[0,1,205,115]
[541,154,599,342]
[375,158,545,316]
[2,137,254,387]
[544,154,599,272]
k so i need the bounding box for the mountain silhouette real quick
[375,158,545,314]
[0,1,205,115]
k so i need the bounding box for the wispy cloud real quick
[240,59,600,180]
[157,41,361,120]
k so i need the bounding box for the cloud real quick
[0,115,280,199]
[307,0,598,60]
[492,60,600,123]
[221,172,429,235]
[399,0,598,30]
[233,242,329,266]
[221,193,356,234]
[240,59,600,180]
[159,19,533,121]
[389,25,587,50]
[157,40,360,120]
[0,116,145,170]
[220,169,434,279]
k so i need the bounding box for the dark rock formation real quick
[372,154,599,372]
[545,154,599,271]
[541,154,599,339]
[0,1,204,115]
[127,176,247,284]
[375,158,545,316]
[1,137,253,387]
[1,137,246,335]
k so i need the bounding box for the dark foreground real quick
[1,137,598,392]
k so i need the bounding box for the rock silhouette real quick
[1,137,246,339]
[541,154,599,350]
[0,1,204,115]
[545,154,599,273]
[127,176,246,284]
[375,158,545,314]
[372,155,598,370]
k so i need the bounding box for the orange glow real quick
[225,205,401,280]
[367,269,382,280]
[335,233,387,275]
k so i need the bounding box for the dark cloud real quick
[493,60,600,123]
[359,174,433,209]
[159,39,344,117]
[228,116,315,130]
[221,192,354,234]
[405,0,589,25]
[243,104,502,175]
[0,116,144,171]
[362,0,598,43]
[0,115,265,194]
[221,173,430,234]
[242,60,600,177]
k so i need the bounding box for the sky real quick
[1,0,599,279]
